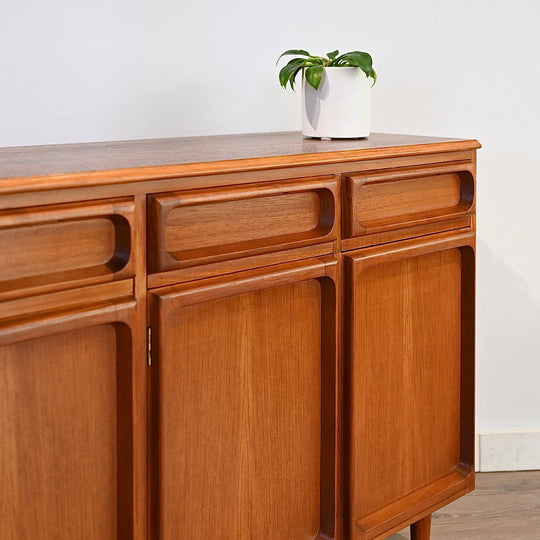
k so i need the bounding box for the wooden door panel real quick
[344,232,475,540]
[0,301,136,540]
[149,259,338,540]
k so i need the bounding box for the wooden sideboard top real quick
[0,131,480,195]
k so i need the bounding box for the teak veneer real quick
[0,131,480,540]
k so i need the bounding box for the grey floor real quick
[388,471,540,540]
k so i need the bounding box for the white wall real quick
[2,0,539,468]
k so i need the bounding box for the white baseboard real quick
[477,430,540,472]
[475,432,480,471]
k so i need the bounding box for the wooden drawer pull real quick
[148,176,338,273]
[344,164,474,237]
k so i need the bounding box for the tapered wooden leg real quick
[410,514,432,540]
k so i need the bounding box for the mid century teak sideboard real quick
[0,131,479,540]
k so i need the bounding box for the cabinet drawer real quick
[148,176,338,272]
[0,198,136,300]
[343,164,474,237]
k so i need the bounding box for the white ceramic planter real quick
[302,67,371,139]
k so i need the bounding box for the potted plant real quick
[277,49,377,139]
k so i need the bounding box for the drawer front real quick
[0,198,136,300]
[344,164,474,237]
[148,176,338,272]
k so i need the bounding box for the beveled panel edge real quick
[341,216,472,252]
[343,230,475,268]
[0,297,136,346]
[147,242,335,289]
[352,469,474,540]
[149,257,337,311]
[0,196,135,226]
[0,279,134,320]
[148,174,336,205]
[343,160,475,184]
[0,268,129,303]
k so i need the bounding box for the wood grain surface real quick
[349,249,462,516]
[410,515,432,540]
[0,320,134,539]
[353,172,461,220]
[344,232,476,539]
[149,259,338,540]
[147,176,337,272]
[0,198,136,300]
[0,132,479,177]
[343,163,475,238]
[0,132,480,195]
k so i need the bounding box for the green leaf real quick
[303,56,325,66]
[326,49,339,60]
[289,66,304,91]
[335,51,371,65]
[284,57,308,67]
[334,51,373,78]
[276,49,311,65]
[305,65,324,91]
[369,67,377,87]
[278,58,309,89]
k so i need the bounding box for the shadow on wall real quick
[476,237,540,431]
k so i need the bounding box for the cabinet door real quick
[343,232,475,540]
[148,258,338,540]
[0,300,138,540]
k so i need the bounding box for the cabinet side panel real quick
[348,249,462,520]
[156,280,323,539]
[0,324,125,540]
